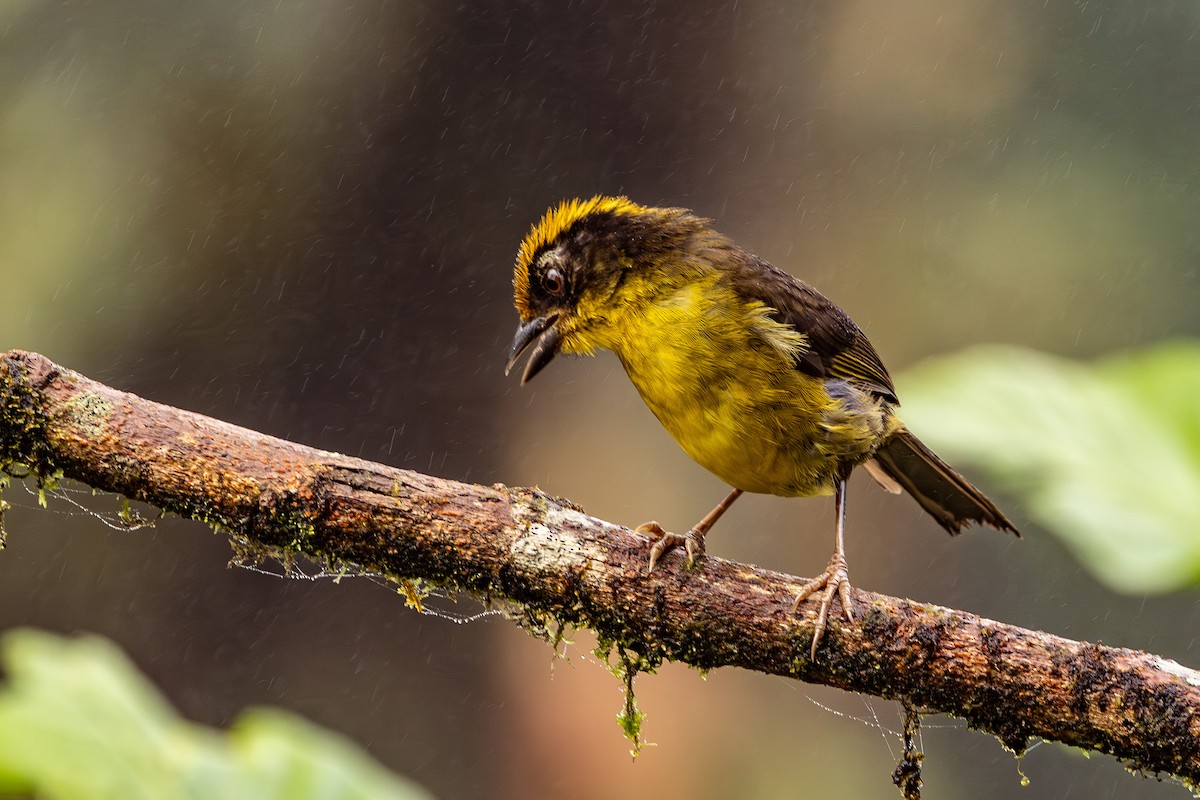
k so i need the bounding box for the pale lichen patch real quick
[1153,657,1200,688]
[508,493,623,576]
[509,522,606,575]
[60,393,114,441]
[61,393,112,439]
[542,503,624,537]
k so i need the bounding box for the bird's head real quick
[505,196,708,384]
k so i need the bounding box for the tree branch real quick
[2,349,1198,786]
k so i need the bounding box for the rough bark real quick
[1,349,1198,786]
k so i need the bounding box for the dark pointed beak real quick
[504,314,563,385]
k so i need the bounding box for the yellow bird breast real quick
[596,280,888,497]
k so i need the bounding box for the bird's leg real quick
[792,479,856,659]
[639,488,744,573]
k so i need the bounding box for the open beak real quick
[504,314,563,385]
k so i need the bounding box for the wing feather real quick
[728,254,899,403]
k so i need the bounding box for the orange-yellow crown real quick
[513,196,649,318]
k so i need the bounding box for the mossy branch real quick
[2,349,1199,785]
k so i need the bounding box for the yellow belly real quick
[605,283,889,497]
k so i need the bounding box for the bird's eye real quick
[543,267,565,296]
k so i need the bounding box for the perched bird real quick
[505,196,1017,657]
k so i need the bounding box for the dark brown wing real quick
[729,254,899,403]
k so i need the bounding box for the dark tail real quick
[871,429,1019,536]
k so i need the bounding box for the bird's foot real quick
[792,552,856,659]
[636,521,706,573]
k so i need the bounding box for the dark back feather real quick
[727,254,899,403]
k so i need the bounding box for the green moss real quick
[0,353,63,543]
[398,579,428,612]
[616,682,649,757]
[593,637,662,757]
[892,703,924,799]
[0,357,54,479]
[1015,750,1031,787]
[612,647,652,757]
[481,573,671,754]
[549,619,575,656]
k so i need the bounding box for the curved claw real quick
[637,522,707,573]
[792,552,856,659]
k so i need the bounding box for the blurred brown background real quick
[3,1,1200,797]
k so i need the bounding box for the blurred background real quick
[2,0,1200,797]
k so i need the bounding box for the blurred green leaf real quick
[899,341,1200,594]
[0,630,434,800]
